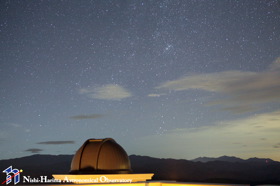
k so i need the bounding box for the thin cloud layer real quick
[25,148,43,153]
[147,93,166,97]
[156,70,257,92]
[156,58,280,112]
[70,114,103,120]
[37,141,75,145]
[80,84,132,100]
[134,110,280,161]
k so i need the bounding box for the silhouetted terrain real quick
[191,156,245,163]
[1,154,280,185]
[0,155,72,179]
[130,155,280,185]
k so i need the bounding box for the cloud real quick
[80,84,132,100]
[147,93,166,97]
[70,114,103,120]
[157,70,256,92]
[268,57,280,71]
[37,141,75,145]
[273,143,280,148]
[156,58,280,112]
[133,110,280,161]
[25,148,43,153]
[9,123,21,128]
[221,105,257,114]
[1,123,22,129]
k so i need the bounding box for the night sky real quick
[1,0,280,161]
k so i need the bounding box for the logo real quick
[2,166,22,185]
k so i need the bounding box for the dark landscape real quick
[1,154,280,185]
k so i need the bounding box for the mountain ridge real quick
[0,154,280,185]
[190,155,276,163]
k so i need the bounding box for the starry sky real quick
[1,0,280,161]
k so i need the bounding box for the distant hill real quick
[191,155,275,163]
[191,156,243,163]
[1,154,280,185]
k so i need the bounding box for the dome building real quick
[70,138,132,174]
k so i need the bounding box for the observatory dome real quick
[70,138,132,174]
